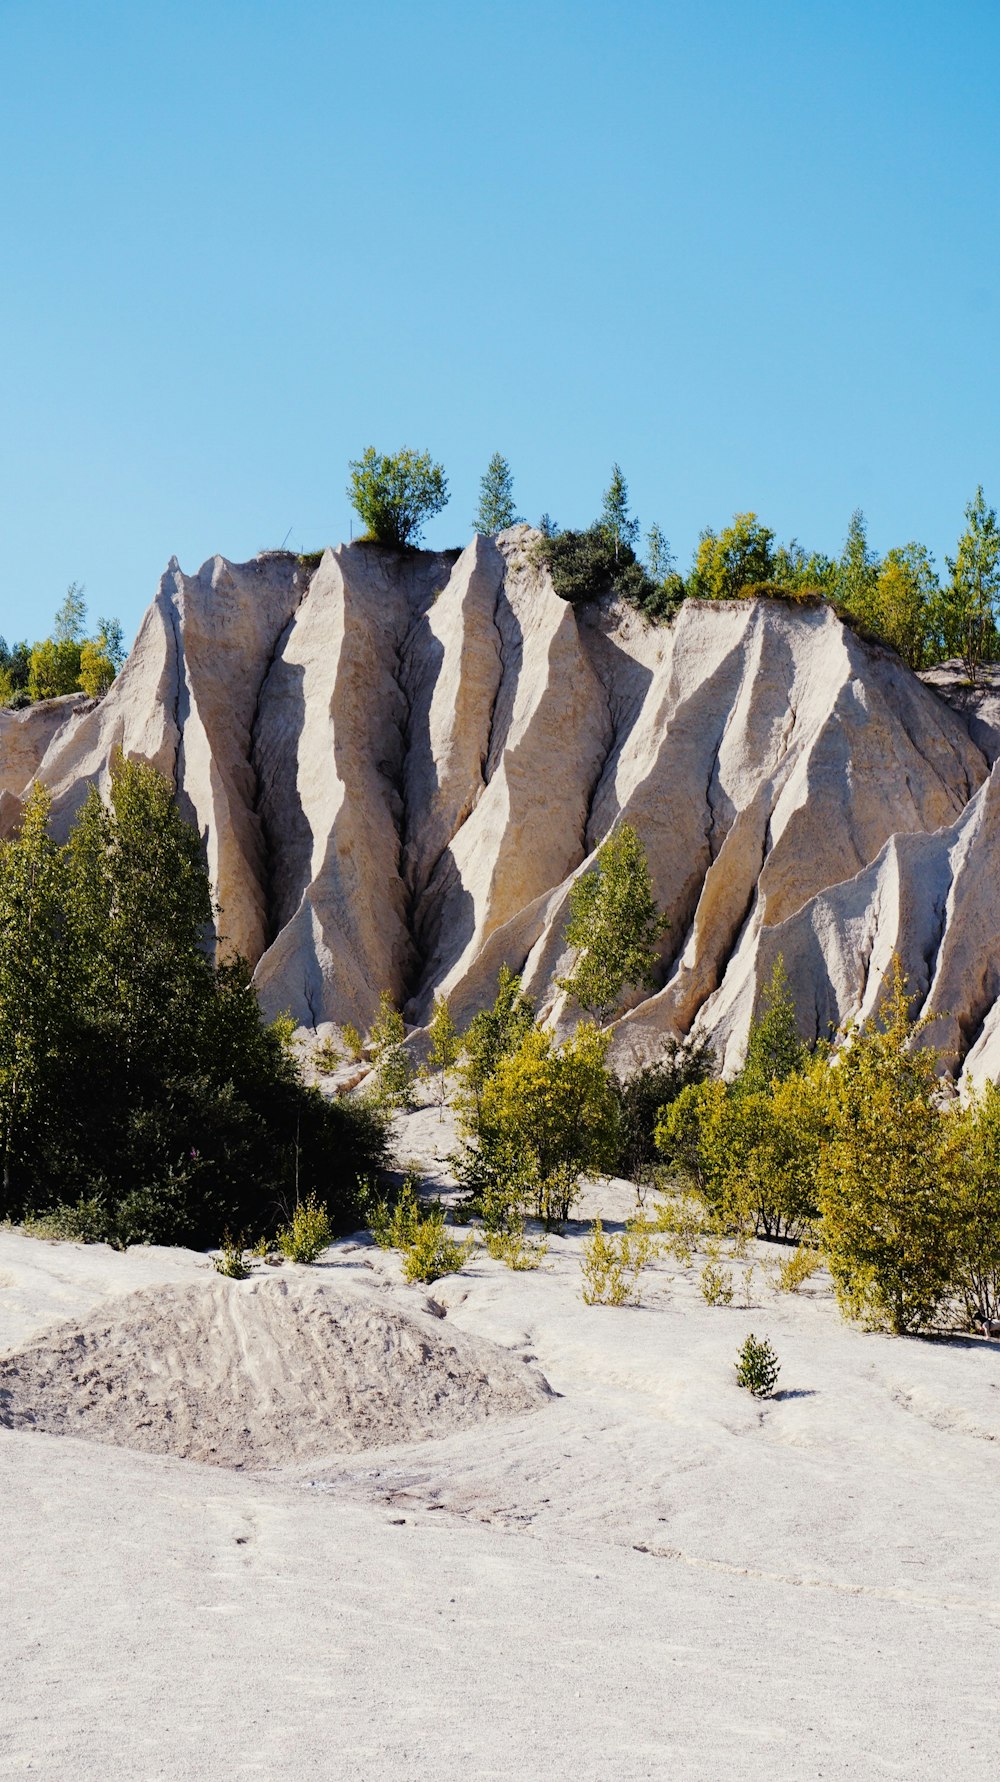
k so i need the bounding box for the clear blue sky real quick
[1,0,998,647]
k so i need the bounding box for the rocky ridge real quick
[2,527,998,1080]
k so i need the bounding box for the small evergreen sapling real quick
[735,1333,780,1398]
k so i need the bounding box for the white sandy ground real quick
[3,1110,1000,1779]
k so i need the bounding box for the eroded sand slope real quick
[3,528,998,1076]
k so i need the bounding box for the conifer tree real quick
[598,464,640,561]
[473,453,522,534]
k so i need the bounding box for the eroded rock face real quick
[8,529,1000,1081]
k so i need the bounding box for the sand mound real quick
[0,1272,550,1467]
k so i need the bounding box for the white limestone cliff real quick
[6,526,999,1081]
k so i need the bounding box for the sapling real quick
[735,1333,780,1398]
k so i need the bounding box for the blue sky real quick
[1,0,998,647]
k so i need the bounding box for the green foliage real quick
[368,1177,422,1250]
[942,1084,1000,1326]
[817,959,954,1333]
[940,485,1000,679]
[28,636,83,699]
[581,1215,655,1305]
[700,1257,735,1305]
[425,994,460,1117]
[559,824,667,1021]
[78,638,117,698]
[366,990,415,1111]
[735,1332,780,1397]
[9,588,124,707]
[277,1193,332,1263]
[740,959,808,1091]
[0,639,31,706]
[534,526,659,617]
[313,1034,341,1075]
[457,966,536,1114]
[400,1209,475,1283]
[834,509,880,614]
[22,1196,110,1245]
[688,513,776,600]
[774,1244,822,1293]
[473,1021,619,1226]
[656,961,822,1243]
[473,453,522,534]
[341,1022,364,1062]
[485,1221,546,1270]
[614,1035,715,1188]
[53,583,87,644]
[346,446,449,547]
[0,761,388,1245]
[597,464,641,559]
[653,1189,708,1264]
[213,1232,251,1278]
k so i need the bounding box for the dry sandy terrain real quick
[3,1133,1000,1779]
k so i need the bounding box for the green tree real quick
[78,638,116,697]
[425,994,460,1119]
[476,1020,619,1224]
[598,464,640,561]
[28,636,82,700]
[95,616,125,671]
[645,523,672,583]
[366,990,414,1112]
[871,543,942,669]
[941,1083,1000,1326]
[817,958,954,1333]
[614,1035,715,1189]
[53,582,88,645]
[835,509,880,619]
[772,540,837,594]
[940,485,1000,679]
[740,958,807,1091]
[473,453,522,534]
[688,513,776,600]
[0,639,31,706]
[559,824,667,1022]
[347,447,449,547]
[0,759,388,1242]
[0,786,74,1199]
[457,965,536,1116]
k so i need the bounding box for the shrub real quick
[346,447,449,548]
[277,1193,332,1263]
[22,1196,110,1245]
[485,1222,547,1270]
[653,1190,708,1265]
[581,1216,656,1306]
[774,1245,822,1294]
[313,1035,341,1075]
[700,1260,734,1306]
[735,1333,780,1398]
[818,960,954,1333]
[366,991,415,1112]
[368,1177,422,1251]
[213,1232,251,1279]
[532,526,657,614]
[615,1035,715,1188]
[401,1214,475,1284]
[341,1023,364,1062]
